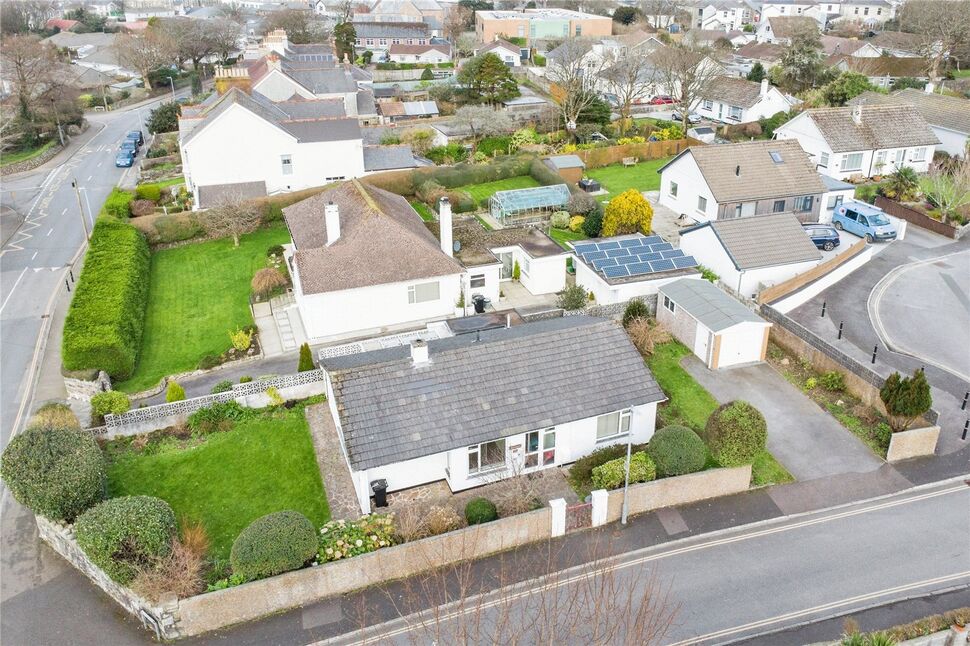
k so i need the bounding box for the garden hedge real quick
[0,426,105,521]
[590,451,656,490]
[646,425,707,477]
[75,496,177,583]
[704,401,768,466]
[61,219,150,379]
[101,188,135,219]
[230,511,318,581]
[464,497,498,524]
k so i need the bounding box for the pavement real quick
[683,357,885,481]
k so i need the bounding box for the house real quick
[826,55,930,89]
[377,99,439,122]
[46,18,80,31]
[474,8,612,45]
[820,35,882,58]
[544,154,586,183]
[41,32,138,78]
[758,0,825,25]
[848,88,970,157]
[773,104,940,179]
[678,213,821,298]
[572,233,703,305]
[657,278,772,369]
[867,31,933,58]
[819,174,856,222]
[684,29,750,49]
[684,0,754,31]
[320,316,666,514]
[693,78,794,123]
[736,41,786,69]
[123,5,177,20]
[657,140,827,223]
[353,20,431,56]
[387,43,451,64]
[756,15,818,45]
[833,0,895,27]
[473,39,524,67]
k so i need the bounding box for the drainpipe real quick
[736,269,744,297]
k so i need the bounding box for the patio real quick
[492,279,563,315]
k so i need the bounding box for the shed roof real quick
[545,154,585,170]
[660,278,766,331]
[681,212,821,270]
[362,145,418,171]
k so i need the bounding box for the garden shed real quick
[489,184,571,225]
[657,277,771,370]
[544,154,586,183]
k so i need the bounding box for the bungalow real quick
[756,15,818,45]
[820,35,882,58]
[868,31,936,58]
[320,316,666,514]
[692,78,794,124]
[387,43,451,64]
[473,39,525,67]
[773,104,940,179]
[684,29,750,49]
[678,213,821,298]
[736,42,786,70]
[848,88,970,157]
[826,55,930,89]
[657,139,827,223]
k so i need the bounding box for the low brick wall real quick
[759,238,869,305]
[874,196,959,239]
[176,507,552,637]
[886,426,940,462]
[604,466,751,522]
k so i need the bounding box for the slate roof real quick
[356,89,377,116]
[197,180,267,209]
[682,212,821,270]
[737,41,785,62]
[362,145,418,171]
[820,35,868,56]
[659,140,826,203]
[287,67,359,94]
[848,88,970,135]
[660,278,766,332]
[324,317,666,471]
[701,76,771,108]
[476,39,521,55]
[827,55,930,78]
[869,31,924,53]
[284,180,463,295]
[799,105,940,152]
[766,16,818,39]
[388,43,451,56]
[427,219,566,267]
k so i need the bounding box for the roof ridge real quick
[351,179,384,217]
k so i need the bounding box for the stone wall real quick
[65,371,112,401]
[1,141,63,176]
[603,466,751,522]
[886,426,940,462]
[521,296,656,324]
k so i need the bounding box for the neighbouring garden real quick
[585,157,669,201]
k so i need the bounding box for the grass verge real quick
[1,140,57,167]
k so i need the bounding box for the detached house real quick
[849,88,970,157]
[320,316,666,514]
[658,139,827,223]
[693,78,794,124]
[774,104,940,179]
[473,39,524,66]
[756,15,818,45]
[387,43,451,64]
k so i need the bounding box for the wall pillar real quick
[590,490,608,527]
[549,498,566,537]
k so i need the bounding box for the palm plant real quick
[881,166,920,202]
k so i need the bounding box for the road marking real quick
[46,228,53,236]
[86,175,92,182]
[61,208,67,216]
[96,161,102,168]
[0,268,28,313]
[31,251,37,260]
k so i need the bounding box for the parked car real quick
[126,130,144,146]
[115,150,135,167]
[124,133,141,149]
[672,110,701,124]
[119,139,137,154]
[832,200,897,243]
[648,95,676,105]
[802,223,841,251]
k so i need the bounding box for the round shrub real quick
[0,427,105,521]
[27,402,80,431]
[704,401,768,467]
[165,380,185,402]
[129,199,156,217]
[568,215,585,232]
[230,511,317,581]
[622,298,649,327]
[75,496,177,583]
[590,451,656,490]
[211,380,234,394]
[464,497,498,525]
[582,210,603,237]
[90,391,131,418]
[646,425,706,477]
[820,370,846,392]
[550,210,570,229]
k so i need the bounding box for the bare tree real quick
[115,29,175,91]
[443,6,473,47]
[202,195,263,247]
[1,0,58,34]
[897,0,970,79]
[639,0,679,29]
[208,19,243,63]
[545,39,607,140]
[452,104,514,142]
[923,160,970,224]
[601,48,656,134]
[262,9,329,45]
[650,43,722,131]
[0,35,57,121]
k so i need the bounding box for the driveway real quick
[682,357,884,481]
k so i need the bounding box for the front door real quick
[525,428,556,469]
[499,252,514,279]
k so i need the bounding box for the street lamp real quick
[70,179,91,241]
[620,416,633,526]
[50,98,65,147]
[166,76,176,102]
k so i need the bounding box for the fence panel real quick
[874,196,957,239]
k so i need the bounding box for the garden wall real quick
[603,466,751,522]
[759,239,871,309]
[520,296,657,323]
[886,425,940,462]
[874,196,969,239]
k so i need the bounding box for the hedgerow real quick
[230,511,318,581]
[590,451,656,490]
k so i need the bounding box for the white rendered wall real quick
[658,153,718,222]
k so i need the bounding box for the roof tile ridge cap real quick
[351,179,385,217]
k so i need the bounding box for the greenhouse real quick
[489,184,571,225]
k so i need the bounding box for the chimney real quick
[266,51,282,72]
[760,78,769,97]
[438,196,453,258]
[851,103,863,125]
[410,339,429,365]
[214,66,251,95]
[924,82,935,94]
[325,201,340,245]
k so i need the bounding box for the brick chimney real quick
[760,78,769,97]
[438,196,453,258]
[214,66,251,95]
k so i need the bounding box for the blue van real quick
[831,200,897,243]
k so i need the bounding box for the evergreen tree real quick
[456,53,519,104]
[880,369,932,432]
[746,62,766,83]
[298,343,315,372]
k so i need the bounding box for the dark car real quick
[648,95,676,105]
[802,223,841,251]
[126,130,144,146]
[115,150,135,167]
[119,139,137,154]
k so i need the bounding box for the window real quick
[773,199,786,212]
[875,150,887,167]
[864,6,869,14]
[525,429,556,468]
[843,209,859,222]
[575,25,582,35]
[663,294,675,313]
[827,194,844,209]
[911,147,926,162]
[697,196,707,212]
[877,7,882,14]
[734,204,742,217]
[408,281,440,304]
[819,152,829,168]
[467,439,506,474]
[854,6,859,13]
[518,25,525,36]
[841,152,863,171]
[596,410,631,441]
[669,181,678,197]
[470,274,485,288]
[520,256,531,276]
[379,38,387,45]
[794,195,814,212]
[729,106,743,121]
[703,99,713,110]
[280,154,292,175]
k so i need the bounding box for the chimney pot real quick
[325,201,340,245]
[410,339,429,364]
[760,78,769,97]
[438,196,453,258]
[851,103,862,125]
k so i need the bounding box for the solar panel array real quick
[573,235,698,279]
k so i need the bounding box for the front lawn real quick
[549,227,588,249]
[115,225,291,392]
[104,403,329,560]
[462,176,540,204]
[586,157,670,201]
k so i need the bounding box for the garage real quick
[658,278,772,369]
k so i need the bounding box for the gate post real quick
[549,498,566,537]
[590,490,608,527]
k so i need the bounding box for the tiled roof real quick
[662,140,826,203]
[427,219,566,267]
[766,16,818,38]
[388,43,450,56]
[868,31,924,52]
[284,180,463,295]
[683,212,821,270]
[660,278,766,332]
[801,105,940,152]
[827,54,930,78]
[820,35,867,56]
[476,39,521,54]
[324,317,665,471]
[737,41,786,61]
[701,76,770,108]
[848,89,970,136]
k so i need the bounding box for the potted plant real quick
[455,291,465,317]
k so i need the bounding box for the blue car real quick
[126,130,144,146]
[124,133,141,149]
[832,200,897,242]
[803,224,841,251]
[119,139,137,155]
[115,150,134,167]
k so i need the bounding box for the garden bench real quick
[622,157,638,167]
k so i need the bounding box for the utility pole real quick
[620,418,633,526]
[71,179,91,241]
[167,76,176,102]
[50,98,65,147]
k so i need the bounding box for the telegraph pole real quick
[71,179,90,240]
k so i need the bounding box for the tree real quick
[456,53,519,104]
[2,1,59,35]
[576,94,612,127]
[401,127,435,155]
[458,0,493,10]
[209,18,243,63]
[333,22,356,63]
[923,160,970,224]
[165,380,185,402]
[650,43,722,132]
[115,29,175,91]
[0,35,56,122]
[202,194,263,247]
[880,369,932,432]
[420,65,435,80]
[602,189,653,236]
[898,0,970,79]
[452,104,513,142]
[64,7,107,32]
[361,50,373,64]
[746,61,766,83]
[821,71,874,106]
[298,343,315,372]
[775,22,826,92]
[882,166,920,201]
[146,101,180,134]
[612,6,641,24]
[263,9,328,45]
[545,39,605,140]
[601,48,656,133]
[443,6,473,45]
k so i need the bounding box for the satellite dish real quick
[453,241,461,252]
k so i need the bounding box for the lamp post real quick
[166,76,176,102]
[50,98,65,146]
[620,412,633,526]
[71,179,91,241]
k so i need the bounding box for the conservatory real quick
[489,184,571,225]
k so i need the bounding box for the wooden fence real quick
[574,138,701,169]
[874,196,961,239]
[758,238,868,305]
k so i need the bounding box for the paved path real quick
[682,356,885,481]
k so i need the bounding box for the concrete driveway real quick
[682,357,884,481]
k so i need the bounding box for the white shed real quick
[657,278,772,369]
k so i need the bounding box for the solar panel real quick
[598,241,621,250]
[583,250,607,261]
[574,244,598,255]
[673,255,698,269]
[650,258,676,272]
[606,248,631,258]
[618,238,642,248]
[660,249,685,259]
[616,255,640,265]
[652,242,674,252]
[638,252,663,262]
[641,235,663,246]
[592,258,617,270]
[627,262,653,275]
[576,234,697,280]
[602,265,630,278]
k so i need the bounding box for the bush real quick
[627,317,671,355]
[566,191,598,217]
[568,444,630,487]
[131,212,204,245]
[128,199,155,217]
[602,189,653,236]
[820,371,846,392]
[165,380,185,402]
[27,402,80,432]
[251,267,288,298]
[75,496,177,583]
[557,284,588,311]
[62,220,150,379]
[426,144,469,165]
[90,390,131,417]
[623,298,649,327]
[146,101,180,134]
[230,511,317,581]
[298,343,314,372]
[582,210,604,237]
[266,244,284,257]
[228,327,252,351]
[318,515,396,562]
[704,401,768,466]
[131,538,206,602]
[135,184,162,202]
[198,354,221,370]
[187,400,251,433]
[880,369,932,432]
[477,136,512,157]
[646,426,706,477]
[0,427,105,521]
[464,497,498,524]
[101,188,135,219]
[590,452,656,490]
[211,379,233,394]
[550,210,570,229]
[239,376,253,383]
[568,215,585,232]
[395,504,464,541]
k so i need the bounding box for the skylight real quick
[769,151,784,163]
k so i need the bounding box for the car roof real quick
[840,200,886,216]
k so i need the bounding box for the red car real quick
[648,95,677,105]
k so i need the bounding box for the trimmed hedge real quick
[464,497,498,524]
[101,187,135,219]
[591,451,656,490]
[61,219,150,379]
[134,184,161,202]
[704,401,768,467]
[646,425,707,477]
[0,426,105,521]
[230,511,317,581]
[75,496,177,583]
[90,390,131,417]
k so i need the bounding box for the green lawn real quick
[409,199,435,222]
[586,158,671,201]
[549,227,588,250]
[105,405,329,560]
[115,225,291,392]
[647,341,794,487]
[1,140,57,167]
[951,69,970,78]
[463,176,540,204]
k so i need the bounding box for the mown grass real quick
[409,200,436,222]
[462,175,540,204]
[549,227,588,249]
[586,157,670,201]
